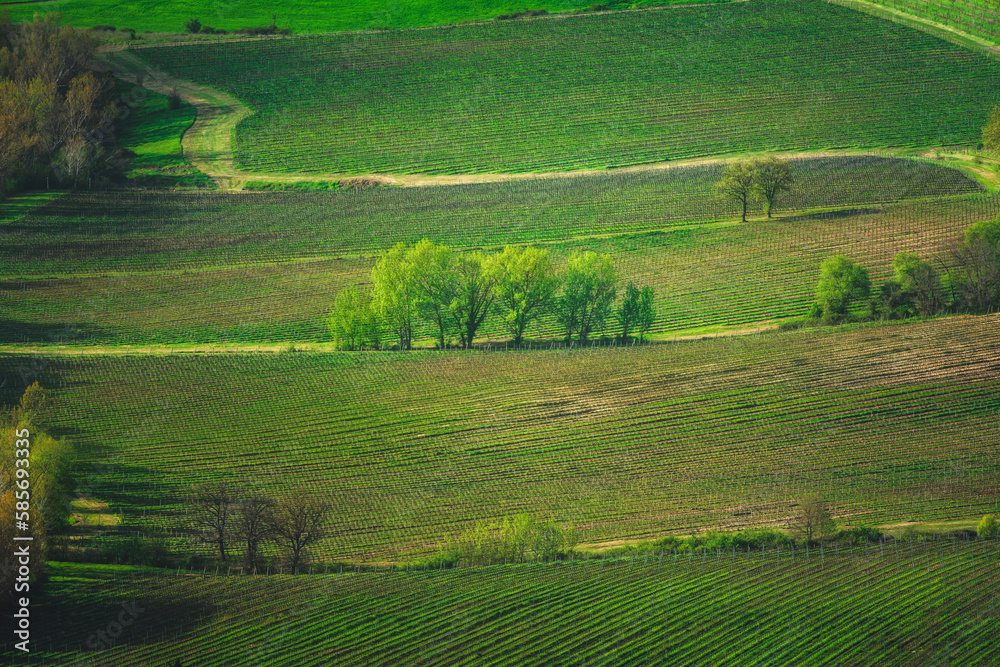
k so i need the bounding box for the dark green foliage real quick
[815,256,871,320]
[184,17,200,33]
[977,514,998,538]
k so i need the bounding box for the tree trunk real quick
[741,197,747,223]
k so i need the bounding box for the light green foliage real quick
[371,242,417,350]
[409,239,456,349]
[557,251,617,343]
[492,245,559,346]
[977,514,998,538]
[752,156,794,218]
[328,285,382,351]
[444,515,576,565]
[815,256,871,319]
[716,160,758,222]
[448,249,496,348]
[615,282,656,342]
[984,105,1000,151]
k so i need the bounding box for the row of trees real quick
[1,382,73,609]
[330,242,656,350]
[716,156,795,222]
[189,481,331,572]
[811,215,1000,321]
[0,12,127,196]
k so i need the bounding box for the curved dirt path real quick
[98,49,1000,192]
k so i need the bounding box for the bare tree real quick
[190,481,238,562]
[233,491,275,572]
[789,495,836,542]
[716,160,757,223]
[269,491,331,572]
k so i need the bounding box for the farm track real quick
[98,49,1000,192]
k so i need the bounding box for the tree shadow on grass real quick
[0,319,110,344]
[784,207,883,222]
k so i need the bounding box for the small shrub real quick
[835,524,883,545]
[977,514,998,538]
[199,25,217,34]
[185,18,201,34]
[168,88,182,110]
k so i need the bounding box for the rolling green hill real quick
[130,0,1000,175]
[5,314,998,562]
[0,159,992,345]
[15,541,1000,664]
[864,0,1000,44]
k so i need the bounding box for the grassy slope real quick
[0,158,992,345]
[2,0,728,33]
[15,544,1000,664]
[116,82,216,188]
[5,314,999,562]
[863,0,1000,44]
[132,0,1000,175]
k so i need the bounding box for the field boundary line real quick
[824,0,1000,57]
[98,50,999,191]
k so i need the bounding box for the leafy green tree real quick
[448,250,496,348]
[815,256,871,320]
[751,156,794,218]
[716,160,757,222]
[371,242,417,350]
[492,245,559,346]
[409,239,457,349]
[892,252,944,316]
[329,285,382,351]
[977,514,998,539]
[557,251,617,343]
[789,495,836,542]
[983,104,1000,151]
[954,216,1000,312]
[615,282,656,342]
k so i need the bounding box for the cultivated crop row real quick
[18,540,1000,664]
[9,314,999,562]
[868,0,1000,43]
[134,0,1000,175]
[1,177,994,346]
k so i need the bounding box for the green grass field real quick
[0,159,992,345]
[14,542,1000,664]
[130,0,1000,175]
[6,314,998,562]
[1,0,724,34]
[866,0,1000,43]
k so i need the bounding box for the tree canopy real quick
[815,255,871,320]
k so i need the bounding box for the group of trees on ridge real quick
[809,215,1000,322]
[1,382,74,609]
[716,156,794,222]
[0,13,131,196]
[190,481,331,573]
[330,242,656,350]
